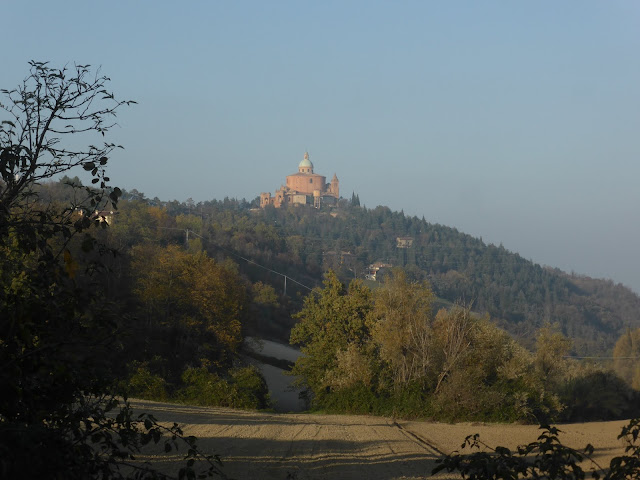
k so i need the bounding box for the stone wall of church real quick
[286,173,327,194]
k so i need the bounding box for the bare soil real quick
[130,399,630,480]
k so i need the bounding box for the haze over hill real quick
[3,7,639,471]
[79,182,638,358]
[2,2,639,293]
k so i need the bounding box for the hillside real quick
[195,197,640,356]
[40,181,640,355]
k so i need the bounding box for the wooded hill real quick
[87,186,638,357]
[23,177,640,421]
[40,179,640,356]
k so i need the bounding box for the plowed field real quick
[130,399,629,480]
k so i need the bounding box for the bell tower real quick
[330,173,339,198]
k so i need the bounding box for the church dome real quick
[299,152,313,169]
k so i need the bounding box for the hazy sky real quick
[2,1,640,292]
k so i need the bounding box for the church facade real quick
[260,152,339,208]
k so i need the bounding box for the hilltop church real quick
[260,152,339,208]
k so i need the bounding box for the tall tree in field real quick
[370,269,435,388]
[534,324,571,387]
[290,270,372,403]
[614,328,640,389]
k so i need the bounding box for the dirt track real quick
[129,399,630,480]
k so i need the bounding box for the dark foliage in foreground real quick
[433,418,640,480]
[0,62,226,479]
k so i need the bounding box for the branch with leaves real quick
[433,419,640,480]
[0,60,132,245]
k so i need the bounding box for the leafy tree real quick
[131,244,247,372]
[558,370,640,422]
[0,62,223,479]
[613,327,640,389]
[290,270,373,404]
[246,281,289,339]
[369,269,435,388]
[534,324,572,387]
[429,314,559,422]
[0,61,130,240]
[289,269,561,421]
[431,305,475,395]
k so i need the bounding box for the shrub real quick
[558,370,640,422]
[178,367,232,406]
[125,365,169,401]
[177,366,270,409]
[319,383,385,414]
[229,366,270,409]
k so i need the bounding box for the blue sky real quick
[2,1,640,292]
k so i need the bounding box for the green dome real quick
[299,152,313,169]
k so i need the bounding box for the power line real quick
[157,226,314,293]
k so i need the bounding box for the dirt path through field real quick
[130,399,629,480]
